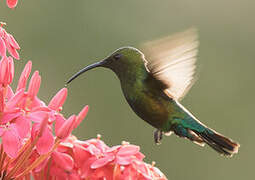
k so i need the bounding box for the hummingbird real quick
[66,29,239,156]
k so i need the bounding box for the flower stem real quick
[15,138,61,178]
[5,136,39,179]
[0,144,4,171]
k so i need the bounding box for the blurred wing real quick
[141,28,199,100]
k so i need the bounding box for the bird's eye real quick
[113,53,122,60]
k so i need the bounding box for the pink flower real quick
[0,23,20,59]
[0,52,92,179]
[6,0,18,9]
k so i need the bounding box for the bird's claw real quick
[154,129,163,145]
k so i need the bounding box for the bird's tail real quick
[172,120,240,156]
[195,128,239,156]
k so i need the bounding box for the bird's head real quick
[66,47,145,84]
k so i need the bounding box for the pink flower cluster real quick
[0,24,88,179]
[0,25,167,179]
[32,135,167,180]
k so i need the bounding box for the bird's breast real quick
[120,78,171,130]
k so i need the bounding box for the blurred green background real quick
[1,0,254,179]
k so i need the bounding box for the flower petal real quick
[27,71,41,98]
[52,151,74,171]
[29,111,49,123]
[1,111,22,124]
[0,37,6,57]
[15,116,31,138]
[54,114,65,132]
[36,125,54,154]
[5,41,19,59]
[29,150,49,173]
[80,157,96,178]
[74,105,89,128]
[16,61,32,92]
[117,145,140,156]
[7,34,20,49]
[6,85,14,100]
[73,144,91,168]
[50,165,68,179]
[6,0,18,8]
[91,154,115,169]
[30,96,44,109]
[116,156,133,165]
[55,115,76,139]
[6,88,25,109]
[48,88,67,111]
[0,56,8,84]
[2,124,21,158]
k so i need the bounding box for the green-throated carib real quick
[66,29,240,156]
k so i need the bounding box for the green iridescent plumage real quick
[67,29,239,156]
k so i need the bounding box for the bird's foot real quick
[154,129,163,145]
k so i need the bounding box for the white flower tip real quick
[152,161,156,166]
[0,22,6,27]
[121,141,130,145]
[97,134,101,140]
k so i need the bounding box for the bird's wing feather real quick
[141,28,199,100]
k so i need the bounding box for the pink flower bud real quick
[0,57,8,85]
[56,115,76,139]
[16,61,32,92]
[27,71,41,99]
[5,40,19,60]
[6,0,18,8]
[6,57,14,85]
[7,34,20,49]
[0,37,6,57]
[48,88,68,111]
[74,105,89,128]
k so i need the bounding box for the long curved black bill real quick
[66,60,106,85]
